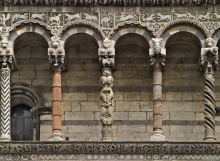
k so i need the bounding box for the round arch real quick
[111,27,153,48]
[161,24,206,48]
[8,25,51,49]
[61,26,103,48]
[11,83,44,108]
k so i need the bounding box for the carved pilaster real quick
[200,38,218,141]
[99,38,115,141]
[150,38,166,141]
[0,31,16,141]
[48,37,65,141]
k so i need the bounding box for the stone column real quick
[0,28,16,141]
[150,38,166,141]
[98,38,115,141]
[200,38,218,141]
[48,36,65,141]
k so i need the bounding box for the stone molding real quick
[1,142,220,154]
[0,0,218,6]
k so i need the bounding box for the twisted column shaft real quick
[203,65,216,140]
[0,67,11,141]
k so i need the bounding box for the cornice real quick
[0,0,218,6]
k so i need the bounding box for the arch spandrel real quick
[160,24,207,48]
[111,26,153,49]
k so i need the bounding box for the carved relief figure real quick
[156,13,170,22]
[100,68,114,125]
[31,13,45,21]
[48,14,62,26]
[65,13,80,22]
[83,13,98,23]
[198,12,209,21]
[175,13,187,19]
[152,38,163,55]
[101,13,113,28]
[99,38,113,56]
[142,13,155,22]
[117,13,134,23]
[12,13,28,23]
[0,14,10,26]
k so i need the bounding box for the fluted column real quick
[200,38,218,141]
[48,36,65,141]
[150,38,166,141]
[98,38,115,141]
[0,27,16,141]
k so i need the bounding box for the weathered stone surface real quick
[116,101,140,111]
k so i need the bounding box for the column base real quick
[101,137,113,141]
[49,133,64,141]
[0,134,11,141]
[203,136,216,141]
[151,131,165,141]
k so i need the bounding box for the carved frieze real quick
[0,11,219,38]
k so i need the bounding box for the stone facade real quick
[1,1,220,160]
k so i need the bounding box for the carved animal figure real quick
[65,13,80,22]
[142,14,155,22]
[156,13,170,22]
[0,14,10,25]
[186,13,196,19]
[12,13,28,22]
[100,58,114,68]
[31,13,45,21]
[117,14,134,23]
[212,13,220,20]
[83,13,98,23]
[198,12,209,21]
[48,14,62,25]
[175,13,187,19]
[101,13,113,28]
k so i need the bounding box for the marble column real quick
[200,38,218,141]
[0,30,15,141]
[150,38,166,141]
[48,37,65,141]
[98,38,115,141]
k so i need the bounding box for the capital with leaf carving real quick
[48,36,66,72]
[149,38,166,70]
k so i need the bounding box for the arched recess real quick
[61,26,102,48]
[111,27,153,48]
[161,25,206,48]
[11,83,44,108]
[113,32,150,141]
[8,25,51,48]
[164,31,204,141]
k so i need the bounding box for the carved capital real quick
[0,46,15,69]
[48,37,66,71]
[149,38,166,70]
[200,38,218,72]
[99,38,115,69]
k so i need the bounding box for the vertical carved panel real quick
[0,67,11,141]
